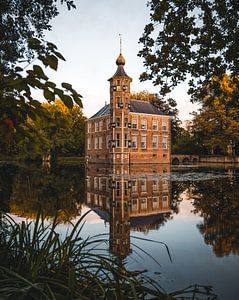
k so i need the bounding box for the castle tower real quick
[108,37,132,164]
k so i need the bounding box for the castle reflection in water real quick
[85,164,172,259]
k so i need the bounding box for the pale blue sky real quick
[43,0,199,121]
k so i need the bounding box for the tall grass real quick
[0,211,217,299]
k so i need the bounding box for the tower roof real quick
[108,53,132,81]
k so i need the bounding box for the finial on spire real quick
[119,33,122,54]
[116,34,125,66]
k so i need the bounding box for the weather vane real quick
[119,33,122,54]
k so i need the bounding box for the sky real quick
[43,0,200,122]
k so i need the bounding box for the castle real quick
[85,49,171,164]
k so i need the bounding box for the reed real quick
[0,211,172,299]
[0,212,216,299]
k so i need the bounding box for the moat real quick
[1,162,239,299]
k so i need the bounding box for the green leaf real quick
[44,89,55,102]
[43,55,58,71]
[33,65,48,80]
[45,81,56,88]
[72,94,83,108]
[54,51,66,61]
[62,95,73,109]
[61,82,72,90]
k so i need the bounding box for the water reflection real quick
[0,163,85,222]
[0,163,239,259]
[86,164,173,259]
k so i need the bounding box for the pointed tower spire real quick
[119,33,122,54]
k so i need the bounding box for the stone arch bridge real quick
[171,154,199,165]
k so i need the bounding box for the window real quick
[152,135,158,149]
[87,122,91,133]
[116,97,121,108]
[140,179,147,192]
[141,119,147,130]
[99,120,103,131]
[140,198,147,210]
[132,118,138,129]
[124,133,128,147]
[99,136,103,149]
[94,137,98,149]
[162,121,167,131]
[87,192,91,203]
[124,117,128,127]
[87,138,91,150]
[162,196,168,208]
[106,118,110,129]
[152,180,158,191]
[162,137,167,149]
[94,177,98,189]
[86,177,91,188]
[116,117,120,127]
[116,133,120,147]
[116,85,120,91]
[132,199,138,211]
[141,135,147,149]
[162,179,168,191]
[132,135,137,148]
[152,120,158,131]
[95,122,99,132]
[132,180,137,193]
[152,197,159,209]
[106,135,109,149]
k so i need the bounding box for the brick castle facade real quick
[85,51,171,164]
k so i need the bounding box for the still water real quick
[0,162,239,299]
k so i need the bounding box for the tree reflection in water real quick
[190,172,239,257]
[0,163,85,222]
[1,163,238,259]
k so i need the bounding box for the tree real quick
[192,75,239,154]
[0,1,82,155]
[0,0,76,73]
[130,91,182,145]
[40,100,86,157]
[139,0,239,100]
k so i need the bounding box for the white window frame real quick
[152,120,158,131]
[87,137,91,150]
[162,121,167,131]
[152,135,158,149]
[140,197,147,210]
[152,197,159,209]
[132,118,138,129]
[99,120,103,131]
[99,136,103,149]
[162,137,167,149]
[95,121,99,132]
[141,119,147,130]
[132,135,138,149]
[94,137,98,149]
[141,135,147,149]
[140,179,147,192]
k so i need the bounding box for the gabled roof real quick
[130,99,163,115]
[89,104,110,119]
[89,100,164,120]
